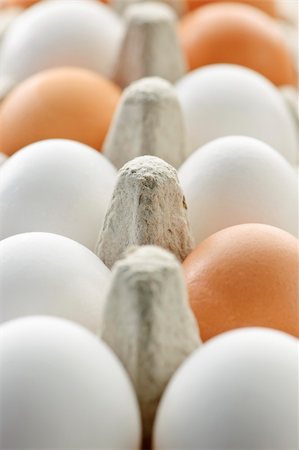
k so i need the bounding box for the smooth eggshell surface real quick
[179,136,298,244]
[0,0,276,15]
[179,3,296,86]
[0,67,121,156]
[1,0,39,7]
[0,232,111,331]
[183,224,299,341]
[0,316,141,449]
[0,139,117,250]
[176,64,298,163]
[0,0,124,85]
[185,0,277,16]
[154,328,298,448]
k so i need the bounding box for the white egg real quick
[154,328,298,449]
[0,139,117,249]
[0,232,110,331]
[176,64,298,164]
[179,136,298,244]
[0,316,141,449]
[0,0,124,91]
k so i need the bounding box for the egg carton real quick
[0,2,298,449]
[0,0,298,149]
[0,0,298,93]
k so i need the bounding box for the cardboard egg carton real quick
[0,0,298,96]
[96,155,193,267]
[0,1,297,163]
[100,244,200,447]
[0,3,297,448]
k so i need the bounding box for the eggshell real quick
[0,232,111,331]
[179,3,296,87]
[0,6,22,49]
[0,316,141,449]
[0,67,121,155]
[154,328,298,449]
[0,139,117,250]
[176,64,298,163]
[0,0,124,87]
[0,0,37,7]
[179,136,298,244]
[183,224,299,341]
[185,0,277,16]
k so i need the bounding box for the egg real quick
[0,316,141,449]
[154,328,298,449]
[0,0,123,87]
[0,67,121,155]
[0,139,117,249]
[0,232,110,331]
[1,0,39,7]
[183,224,299,341]
[179,3,296,87]
[179,136,297,244]
[185,0,277,16]
[176,64,298,162]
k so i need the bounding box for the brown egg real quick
[183,224,299,342]
[0,0,39,8]
[0,67,121,156]
[179,3,296,86]
[185,0,277,16]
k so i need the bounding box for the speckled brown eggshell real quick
[179,3,296,86]
[0,67,121,156]
[183,224,299,342]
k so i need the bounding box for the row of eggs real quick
[0,63,297,160]
[0,0,297,90]
[0,133,297,249]
[0,0,298,449]
[0,0,297,160]
[2,315,297,449]
[0,138,298,448]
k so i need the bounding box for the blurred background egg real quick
[1,0,39,7]
[0,316,141,449]
[176,64,298,162]
[185,0,278,16]
[0,0,124,89]
[0,139,117,249]
[0,232,111,331]
[179,3,296,86]
[183,224,299,341]
[179,136,297,244]
[0,67,121,155]
[154,328,298,449]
